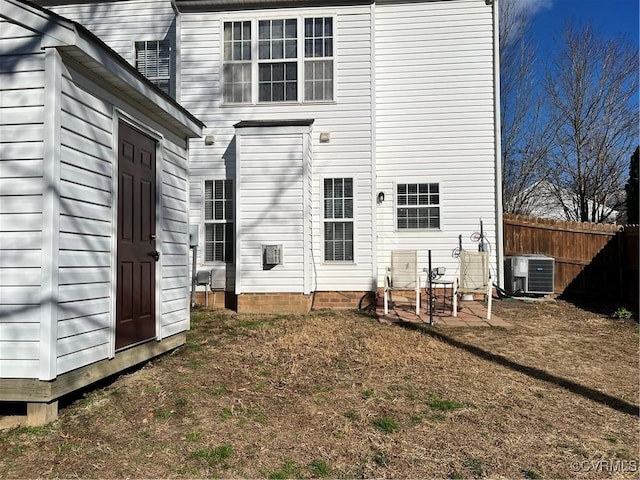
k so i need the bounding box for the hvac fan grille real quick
[527,259,554,294]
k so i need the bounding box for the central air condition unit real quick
[505,255,555,295]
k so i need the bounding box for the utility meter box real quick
[189,224,199,248]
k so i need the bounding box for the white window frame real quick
[257,18,299,102]
[134,39,173,97]
[394,180,442,231]
[321,176,355,263]
[303,16,334,102]
[202,179,234,264]
[221,14,336,105]
[222,20,252,104]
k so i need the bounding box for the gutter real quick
[175,0,373,11]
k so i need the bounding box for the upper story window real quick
[135,40,172,97]
[396,183,440,230]
[304,17,333,101]
[222,17,334,104]
[223,21,252,103]
[258,19,298,102]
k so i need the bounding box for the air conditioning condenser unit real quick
[505,255,554,295]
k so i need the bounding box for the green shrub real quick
[612,307,633,320]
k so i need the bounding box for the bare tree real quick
[499,0,555,215]
[546,23,639,223]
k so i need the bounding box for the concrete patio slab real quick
[377,299,512,329]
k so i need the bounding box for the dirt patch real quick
[0,300,638,478]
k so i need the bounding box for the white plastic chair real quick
[453,251,492,320]
[384,250,420,315]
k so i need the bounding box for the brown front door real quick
[116,122,158,350]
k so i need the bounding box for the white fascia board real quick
[234,134,243,295]
[1,0,76,45]
[234,125,313,137]
[40,47,62,381]
[71,32,204,138]
[302,131,311,295]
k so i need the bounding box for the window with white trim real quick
[304,17,333,101]
[324,178,354,262]
[204,180,234,262]
[223,21,252,103]
[258,19,298,102]
[222,17,334,104]
[135,40,172,97]
[396,183,440,229]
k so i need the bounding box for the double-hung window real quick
[204,180,234,263]
[223,21,252,103]
[258,19,298,102]
[324,178,354,262]
[135,40,172,97]
[304,17,333,101]
[396,183,440,229]
[222,17,334,104]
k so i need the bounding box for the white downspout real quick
[170,0,181,103]
[370,1,378,292]
[491,0,504,288]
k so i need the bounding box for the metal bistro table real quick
[428,278,454,314]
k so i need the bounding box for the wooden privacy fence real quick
[503,214,639,305]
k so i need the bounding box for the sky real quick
[505,0,640,108]
[519,0,639,53]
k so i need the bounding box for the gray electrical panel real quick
[189,224,199,248]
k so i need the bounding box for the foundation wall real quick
[236,293,313,314]
[311,291,372,309]
[197,288,472,313]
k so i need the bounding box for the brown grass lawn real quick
[1,300,638,479]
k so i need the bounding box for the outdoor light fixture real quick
[377,191,385,204]
[204,135,215,145]
[319,131,330,143]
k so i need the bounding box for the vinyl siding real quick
[236,131,308,293]
[1,4,194,381]
[0,19,45,378]
[44,0,176,65]
[54,63,191,374]
[374,0,498,285]
[182,5,374,292]
[56,66,114,374]
[33,0,499,299]
[159,140,190,337]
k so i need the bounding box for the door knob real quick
[150,250,160,261]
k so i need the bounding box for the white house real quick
[512,180,621,224]
[0,0,203,424]
[32,0,503,314]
